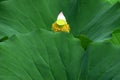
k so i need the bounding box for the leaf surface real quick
[80,42,120,80]
[0,29,84,80]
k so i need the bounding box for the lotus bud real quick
[52,12,70,33]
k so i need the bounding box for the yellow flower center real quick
[56,19,67,26]
[52,20,70,33]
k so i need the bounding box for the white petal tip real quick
[57,12,66,21]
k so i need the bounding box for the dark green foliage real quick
[0,0,120,80]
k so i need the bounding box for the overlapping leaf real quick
[1,29,120,80]
[80,42,120,80]
[0,29,84,80]
[0,0,120,80]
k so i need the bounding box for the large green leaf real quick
[0,29,84,80]
[0,0,120,79]
[0,0,120,41]
[78,2,120,41]
[79,42,120,80]
[1,29,120,80]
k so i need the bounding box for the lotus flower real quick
[0,0,120,80]
[52,12,70,32]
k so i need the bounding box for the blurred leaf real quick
[0,36,8,42]
[80,42,120,80]
[110,29,120,45]
[0,0,119,41]
[107,0,120,4]
[79,2,120,41]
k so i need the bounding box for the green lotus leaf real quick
[0,29,120,80]
[0,0,120,41]
[0,0,120,79]
[0,29,84,80]
[80,42,120,80]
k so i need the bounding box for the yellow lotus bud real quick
[52,12,70,33]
